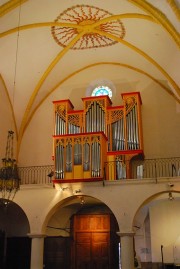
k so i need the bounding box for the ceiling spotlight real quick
[168,192,174,201]
[80,196,85,205]
[77,195,85,205]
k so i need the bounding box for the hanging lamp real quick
[0,131,20,204]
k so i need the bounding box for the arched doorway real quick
[43,195,120,269]
[0,199,31,269]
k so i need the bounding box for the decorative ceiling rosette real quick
[51,5,125,50]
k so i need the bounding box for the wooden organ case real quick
[52,92,143,183]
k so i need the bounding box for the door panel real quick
[44,236,71,269]
[75,233,109,269]
[74,215,110,231]
[75,232,91,269]
[73,215,111,269]
[92,233,110,269]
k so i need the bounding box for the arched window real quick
[86,79,115,99]
[91,85,112,98]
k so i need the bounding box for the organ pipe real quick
[53,92,143,182]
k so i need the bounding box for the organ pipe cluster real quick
[52,92,143,182]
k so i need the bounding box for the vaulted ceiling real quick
[0,0,180,152]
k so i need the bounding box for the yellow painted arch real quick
[17,30,86,155]
[0,14,155,38]
[1,1,179,47]
[1,13,179,108]
[128,0,180,47]
[167,0,180,21]
[1,3,179,157]
[0,22,84,38]
[0,0,27,17]
[17,62,180,157]
[17,16,179,129]
[16,17,180,155]
[92,28,180,96]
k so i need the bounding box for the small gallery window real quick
[91,85,112,98]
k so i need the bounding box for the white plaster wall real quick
[13,180,180,236]
[134,214,152,263]
[141,85,180,158]
[18,98,54,166]
[46,206,78,237]
[174,236,180,265]
[150,199,180,263]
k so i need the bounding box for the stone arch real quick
[0,199,30,236]
[0,199,31,269]
[42,194,120,269]
[132,191,180,266]
[42,194,120,235]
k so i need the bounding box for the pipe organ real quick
[53,92,143,183]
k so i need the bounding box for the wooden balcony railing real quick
[18,157,180,185]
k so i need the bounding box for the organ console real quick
[52,92,144,183]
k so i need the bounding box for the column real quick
[28,233,46,269]
[117,231,135,269]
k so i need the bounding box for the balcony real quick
[18,157,180,185]
[104,157,180,181]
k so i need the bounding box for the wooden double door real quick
[44,212,119,269]
[75,231,110,269]
[72,214,118,269]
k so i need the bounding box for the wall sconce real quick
[47,171,54,179]
[74,189,82,194]
[61,187,70,191]
[167,182,174,188]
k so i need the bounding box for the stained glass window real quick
[91,86,112,98]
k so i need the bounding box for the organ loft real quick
[52,92,144,183]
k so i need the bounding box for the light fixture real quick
[74,189,82,194]
[168,192,174,201]
[47,170,54,180]
[62,187,69,191]
[0,2,22,205]
[77,195,85,205]
[167,182,174,188]
[80,196,85,205]
[0,131,20,204]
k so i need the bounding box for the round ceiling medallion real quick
[51,5,125,50]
